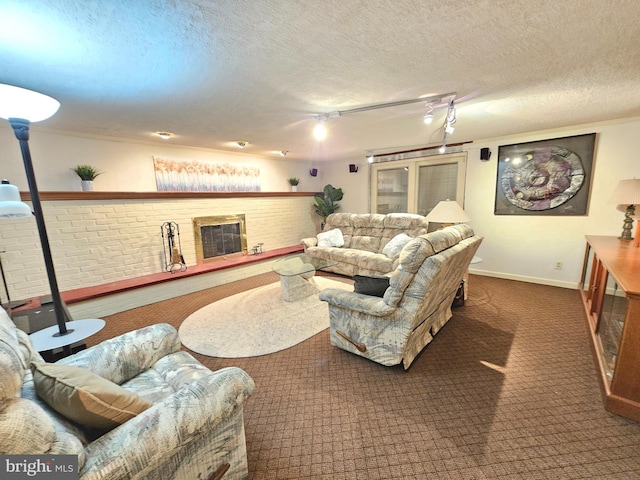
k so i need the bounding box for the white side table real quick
[464,256,483,300]
[29,319,105,353]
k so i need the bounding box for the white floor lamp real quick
[0,84,104,354]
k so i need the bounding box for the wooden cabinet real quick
[579,236,640,421]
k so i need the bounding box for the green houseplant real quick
[314,184,343,226]
[288,177,300,192]
[71,165,102,191]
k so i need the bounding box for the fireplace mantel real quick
[19,191,318,201]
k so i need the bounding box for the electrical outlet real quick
[555,261,563,270]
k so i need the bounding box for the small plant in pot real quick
[288,177,300,191]
[71,165,102,191]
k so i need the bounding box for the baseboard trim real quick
[469,268,578,290]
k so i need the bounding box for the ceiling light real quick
[155,131,173,139]
[279,150,288,156]
[445,124,455,135]
[439,144,447,154]
[313,116,327,141]
[236,141,249,148]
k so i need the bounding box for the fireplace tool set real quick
[161,221,187,273]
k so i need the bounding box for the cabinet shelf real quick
[579,236,640,421]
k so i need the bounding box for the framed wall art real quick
[494,133,597,216]
[153,157,261,192]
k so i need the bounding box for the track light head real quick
[313,116,328,141]
[366,151,374,163]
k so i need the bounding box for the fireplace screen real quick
[193,214,247,263]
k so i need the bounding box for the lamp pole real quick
[9,118,73,336]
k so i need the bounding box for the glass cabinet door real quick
[597,280,627,380]
[374,167,409,214]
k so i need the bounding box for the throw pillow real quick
[353,275,390,297]
[382,233,412,258]
[31,362,153,430]
[317,228,345,247]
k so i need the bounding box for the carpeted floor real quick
[91,273,640,479]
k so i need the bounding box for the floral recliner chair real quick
[0,308,254,479]
[319,224,482,369]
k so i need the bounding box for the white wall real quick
[321,117,640,288]
[0,125,328,193]
[2,116,639,300]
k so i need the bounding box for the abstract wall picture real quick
[153,157,261,192]
[494,133,597,216]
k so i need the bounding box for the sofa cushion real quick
[353,275,390,297]
[31,362,153,430]
[317,228,344,247]
[382,233,412,258]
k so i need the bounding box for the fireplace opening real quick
[193,214,247,263]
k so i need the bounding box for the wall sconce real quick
[309,168,318,177]
[349,164,358,173]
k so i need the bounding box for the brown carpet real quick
[90,273,640,479]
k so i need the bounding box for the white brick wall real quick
[0,195,319,301]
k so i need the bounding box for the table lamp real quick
[0,84,104,353]
[425,199,471,225]
[609,179,640,241]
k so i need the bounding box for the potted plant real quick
[314,184,343,228]
[71,165,102,191]
[288,177,300,192]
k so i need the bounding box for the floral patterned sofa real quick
[319,224,482,369]
[301,212,430,277]
[0,308,254,480]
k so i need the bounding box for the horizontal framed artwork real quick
[494,133,597,216]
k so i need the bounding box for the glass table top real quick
[272,254,336,277]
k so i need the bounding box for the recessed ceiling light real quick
[236,141,249,148]
[155,131,173,139]
[279,150,288,156]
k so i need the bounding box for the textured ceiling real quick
[1,0,639,162]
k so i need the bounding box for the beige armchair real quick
[0,308,254,479]
[319,224,482,369]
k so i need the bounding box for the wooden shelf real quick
[19,191,319,201]
[579,236,640,421]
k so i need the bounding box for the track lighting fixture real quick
[444,99,456,135]
[311,92,456,141]
[366,151,374,163]
[423,104,434,125]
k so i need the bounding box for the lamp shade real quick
[425,199,471,223]
[0,181,31,218]
[0,84,60,122]
[609,179,640,206]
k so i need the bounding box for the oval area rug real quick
[179,276,352,357]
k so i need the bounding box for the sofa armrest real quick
[301,237,318,250]
[80,367,255,480]
[319,288,395,317]
[58,323,181,385]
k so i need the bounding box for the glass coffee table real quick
[272,254,336,302]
